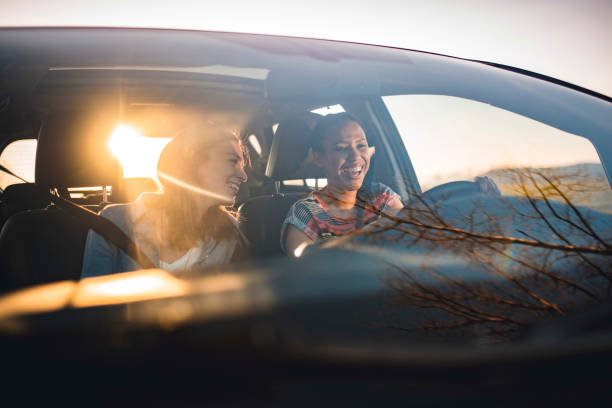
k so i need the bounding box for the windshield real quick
[0,28,611,349]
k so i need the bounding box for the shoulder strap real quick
[47,194,156,269]
[0,162,155,269]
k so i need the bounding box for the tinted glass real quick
[0,29,610,347]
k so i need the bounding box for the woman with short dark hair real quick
[281,113,403,257]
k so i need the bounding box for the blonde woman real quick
[81,122,248,277]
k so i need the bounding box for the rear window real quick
[0,139,37,190]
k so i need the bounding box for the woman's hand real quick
[386,195,404,215]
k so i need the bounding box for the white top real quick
[158,238,236,274]
[81,193,240,278]
[160,243,207,273]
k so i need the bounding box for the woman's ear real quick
[368,146,376,157]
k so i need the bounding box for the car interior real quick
[2,31,612,406]
[1,29,609,300]
[0,58,414,293]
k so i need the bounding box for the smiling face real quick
[196,139,247,206]
[314,120,374,192]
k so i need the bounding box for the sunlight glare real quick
[293,241,309,258]
[157,170,233,202]
[108,124,171,180]
[0,280,76,319]
[72,269,189,307]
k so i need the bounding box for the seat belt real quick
[47,194,156,269]
[0,164,156,270]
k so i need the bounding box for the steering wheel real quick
[420,180,481,203]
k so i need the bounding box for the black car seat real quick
[0,112,122,292]
[238,112,323,257]
[0,182,50,229]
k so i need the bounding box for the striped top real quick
[281,182,401,252]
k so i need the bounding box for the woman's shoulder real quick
[98,202,130,220]
[361,182,399,198]
[360,182,403,211]
[99,192,163,223]
[288,192,322,215]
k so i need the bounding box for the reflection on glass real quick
[0,281,76,319]
[72,269,188,307]
[337,166,612,341]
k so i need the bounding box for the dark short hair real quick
[311,112,364,152]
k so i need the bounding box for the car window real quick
[311,104,345,116]
[0,139,37,190]
[383,94,612,213]
[282,178,327,189]
[0,29,611,351]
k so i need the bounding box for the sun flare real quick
[108,124,171,180]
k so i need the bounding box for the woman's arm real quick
[283,224,314,258]
[80,204,131,278]
[81,229,117,278]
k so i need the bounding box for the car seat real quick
[238,112,323,257]
[0,182,50,229]
[0,112,122,292]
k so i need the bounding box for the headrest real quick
[265,112,325,181]
[35,113,122,189]
[2,183,49,209]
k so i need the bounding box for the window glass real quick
[384,95,611,212]
[311,104,345,116]
[0,139,37,190]
[282,178,327,189]
[1,30,612,351]
[247,134,262,157]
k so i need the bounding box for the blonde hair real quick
[154,123,248,252]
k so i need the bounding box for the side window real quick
[282,178,327,189]
[383,95,612,213]
[0,139,37,190]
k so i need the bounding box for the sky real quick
[383,94,602,187]
[1,0,611,187]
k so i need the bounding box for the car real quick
[0,27,611,406]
